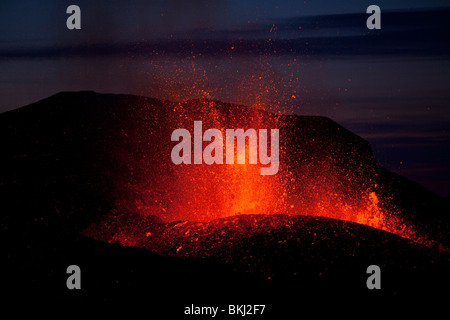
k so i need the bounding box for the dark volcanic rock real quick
[1,91,449,305]
[86,213,450,296]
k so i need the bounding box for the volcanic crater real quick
[1,91,449,302]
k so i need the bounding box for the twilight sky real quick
[1,0,449,198]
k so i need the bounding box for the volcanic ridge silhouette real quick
[1,91,449,307]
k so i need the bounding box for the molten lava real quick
[82,97,427,250]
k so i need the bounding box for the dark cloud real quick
[1,8,449,59]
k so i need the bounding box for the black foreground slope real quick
[1,91,449,307]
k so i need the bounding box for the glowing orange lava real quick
[114,97,422,244]
[84,59,429,248]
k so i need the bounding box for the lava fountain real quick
[83,96,427,249]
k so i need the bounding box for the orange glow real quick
[82,60,429,249]
[99,96,423,247]
[135,99,288,223]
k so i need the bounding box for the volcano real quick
[1,91,449,308]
